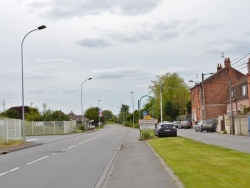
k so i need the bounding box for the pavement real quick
[98,128,184,188]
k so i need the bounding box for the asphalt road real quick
[0,124,127,188]
[177,128,250,153]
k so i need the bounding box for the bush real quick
[141,132,151,139]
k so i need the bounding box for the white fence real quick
[0,119,77,141]
[27,121,77,135]
[0,118,22,141]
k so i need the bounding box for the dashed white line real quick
[26,156,49,165]
[0,167,20,177]
[68,145,77,149]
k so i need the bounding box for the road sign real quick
[139,119,158,124]
[140,124,155,130]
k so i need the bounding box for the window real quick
[242,85,247,96]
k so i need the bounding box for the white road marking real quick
[26,156,49,165]
[68,145,77,149]
[26,139,38,142]
[0,167,20,177]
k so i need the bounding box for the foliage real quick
[102,110,113,121]
[164,101,179,121]
[85,107,99,123]
[149,137,250,188]
[25,107,42,121]
[241,105,250,115]
[0,109,19,119]
[149,72,190,120]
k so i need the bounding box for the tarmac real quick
[98,128,184,188]
[0,128,184,188]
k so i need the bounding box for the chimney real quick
[217,63,222,71]
[224,58,231,68]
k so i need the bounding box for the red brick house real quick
[190,58,246,123]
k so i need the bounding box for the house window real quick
[242,85,247,96]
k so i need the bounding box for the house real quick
[190,58,246,123]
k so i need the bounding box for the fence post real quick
[6,119,8,142]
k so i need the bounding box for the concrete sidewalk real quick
[99,128,183,188]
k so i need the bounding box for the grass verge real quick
[0,139,24,148]
[148,136,250,188]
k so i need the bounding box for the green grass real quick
[0,138,24,148]
[140,130,155,139]
[148,137,250,188]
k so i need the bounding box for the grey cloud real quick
[77,38,111,48]
[92,67,154,79]
[26,0,162,19]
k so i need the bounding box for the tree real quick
[164,101,179,121]
[51,110,69,121]
[85,107,99,124]
[1,109,19,119]
[102,110,113,122]
[149,72,190,120]
[118,104,130,124]
[25,107,42,121]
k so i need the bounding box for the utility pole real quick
[229,77,234,134]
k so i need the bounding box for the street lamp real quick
[130,92,134,128]
[160,83,163,122]
[98,100,101,128]
[201,72,213,119]
[21,25,46,141]
[81,78,92,131]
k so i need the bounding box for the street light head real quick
[130,92,133,94]
[88,77,92,80]
[38,25,46,30]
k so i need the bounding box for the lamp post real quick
[201,72,213,120]
[21,25,46,141]
[160,83,163,122]
[81,78,92,131]
[98,100,101,128]
[130,92,134,128]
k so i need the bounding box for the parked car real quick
[155,122,177,137]
[178,120,192,129]
[195,120,216,132]
[172,121,181,128]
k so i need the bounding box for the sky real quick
[1,0,250,115]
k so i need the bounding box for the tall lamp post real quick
[21,25,46,141]
[81,78,92,131]
[98,100,101,128]
[130,92,134,128]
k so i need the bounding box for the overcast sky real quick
[1,0,250,115]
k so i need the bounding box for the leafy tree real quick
[118,104,130,124]
[1,109,19,119]
[25,107,42,121]
[164,101,179,121]
[51,110,69,121]
[102,110,113,121]
[85,107,99,124]
[149,72,190,120]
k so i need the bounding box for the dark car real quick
[195,120,216,132]
[172,121,181,128]
[178,120,192,129]
[155,122,177,137]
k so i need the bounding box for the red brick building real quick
[190,58,246,122]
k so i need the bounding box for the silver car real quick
[195,120,216,132]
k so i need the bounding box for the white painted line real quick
[0,167,20,177]
[9,167,20,172]
[26,139,38,142]
[61,149,66,152]
[26,156,49,165]
[0,172,8,177]
[68,145,77,149]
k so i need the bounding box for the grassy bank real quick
[148,137,250,188]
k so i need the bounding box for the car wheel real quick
[195,129,198,132]
[199,128,202,132]
[174,134,177,137]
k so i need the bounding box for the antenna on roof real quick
[221,52,224,58]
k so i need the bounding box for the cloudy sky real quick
[1,0,250,115]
